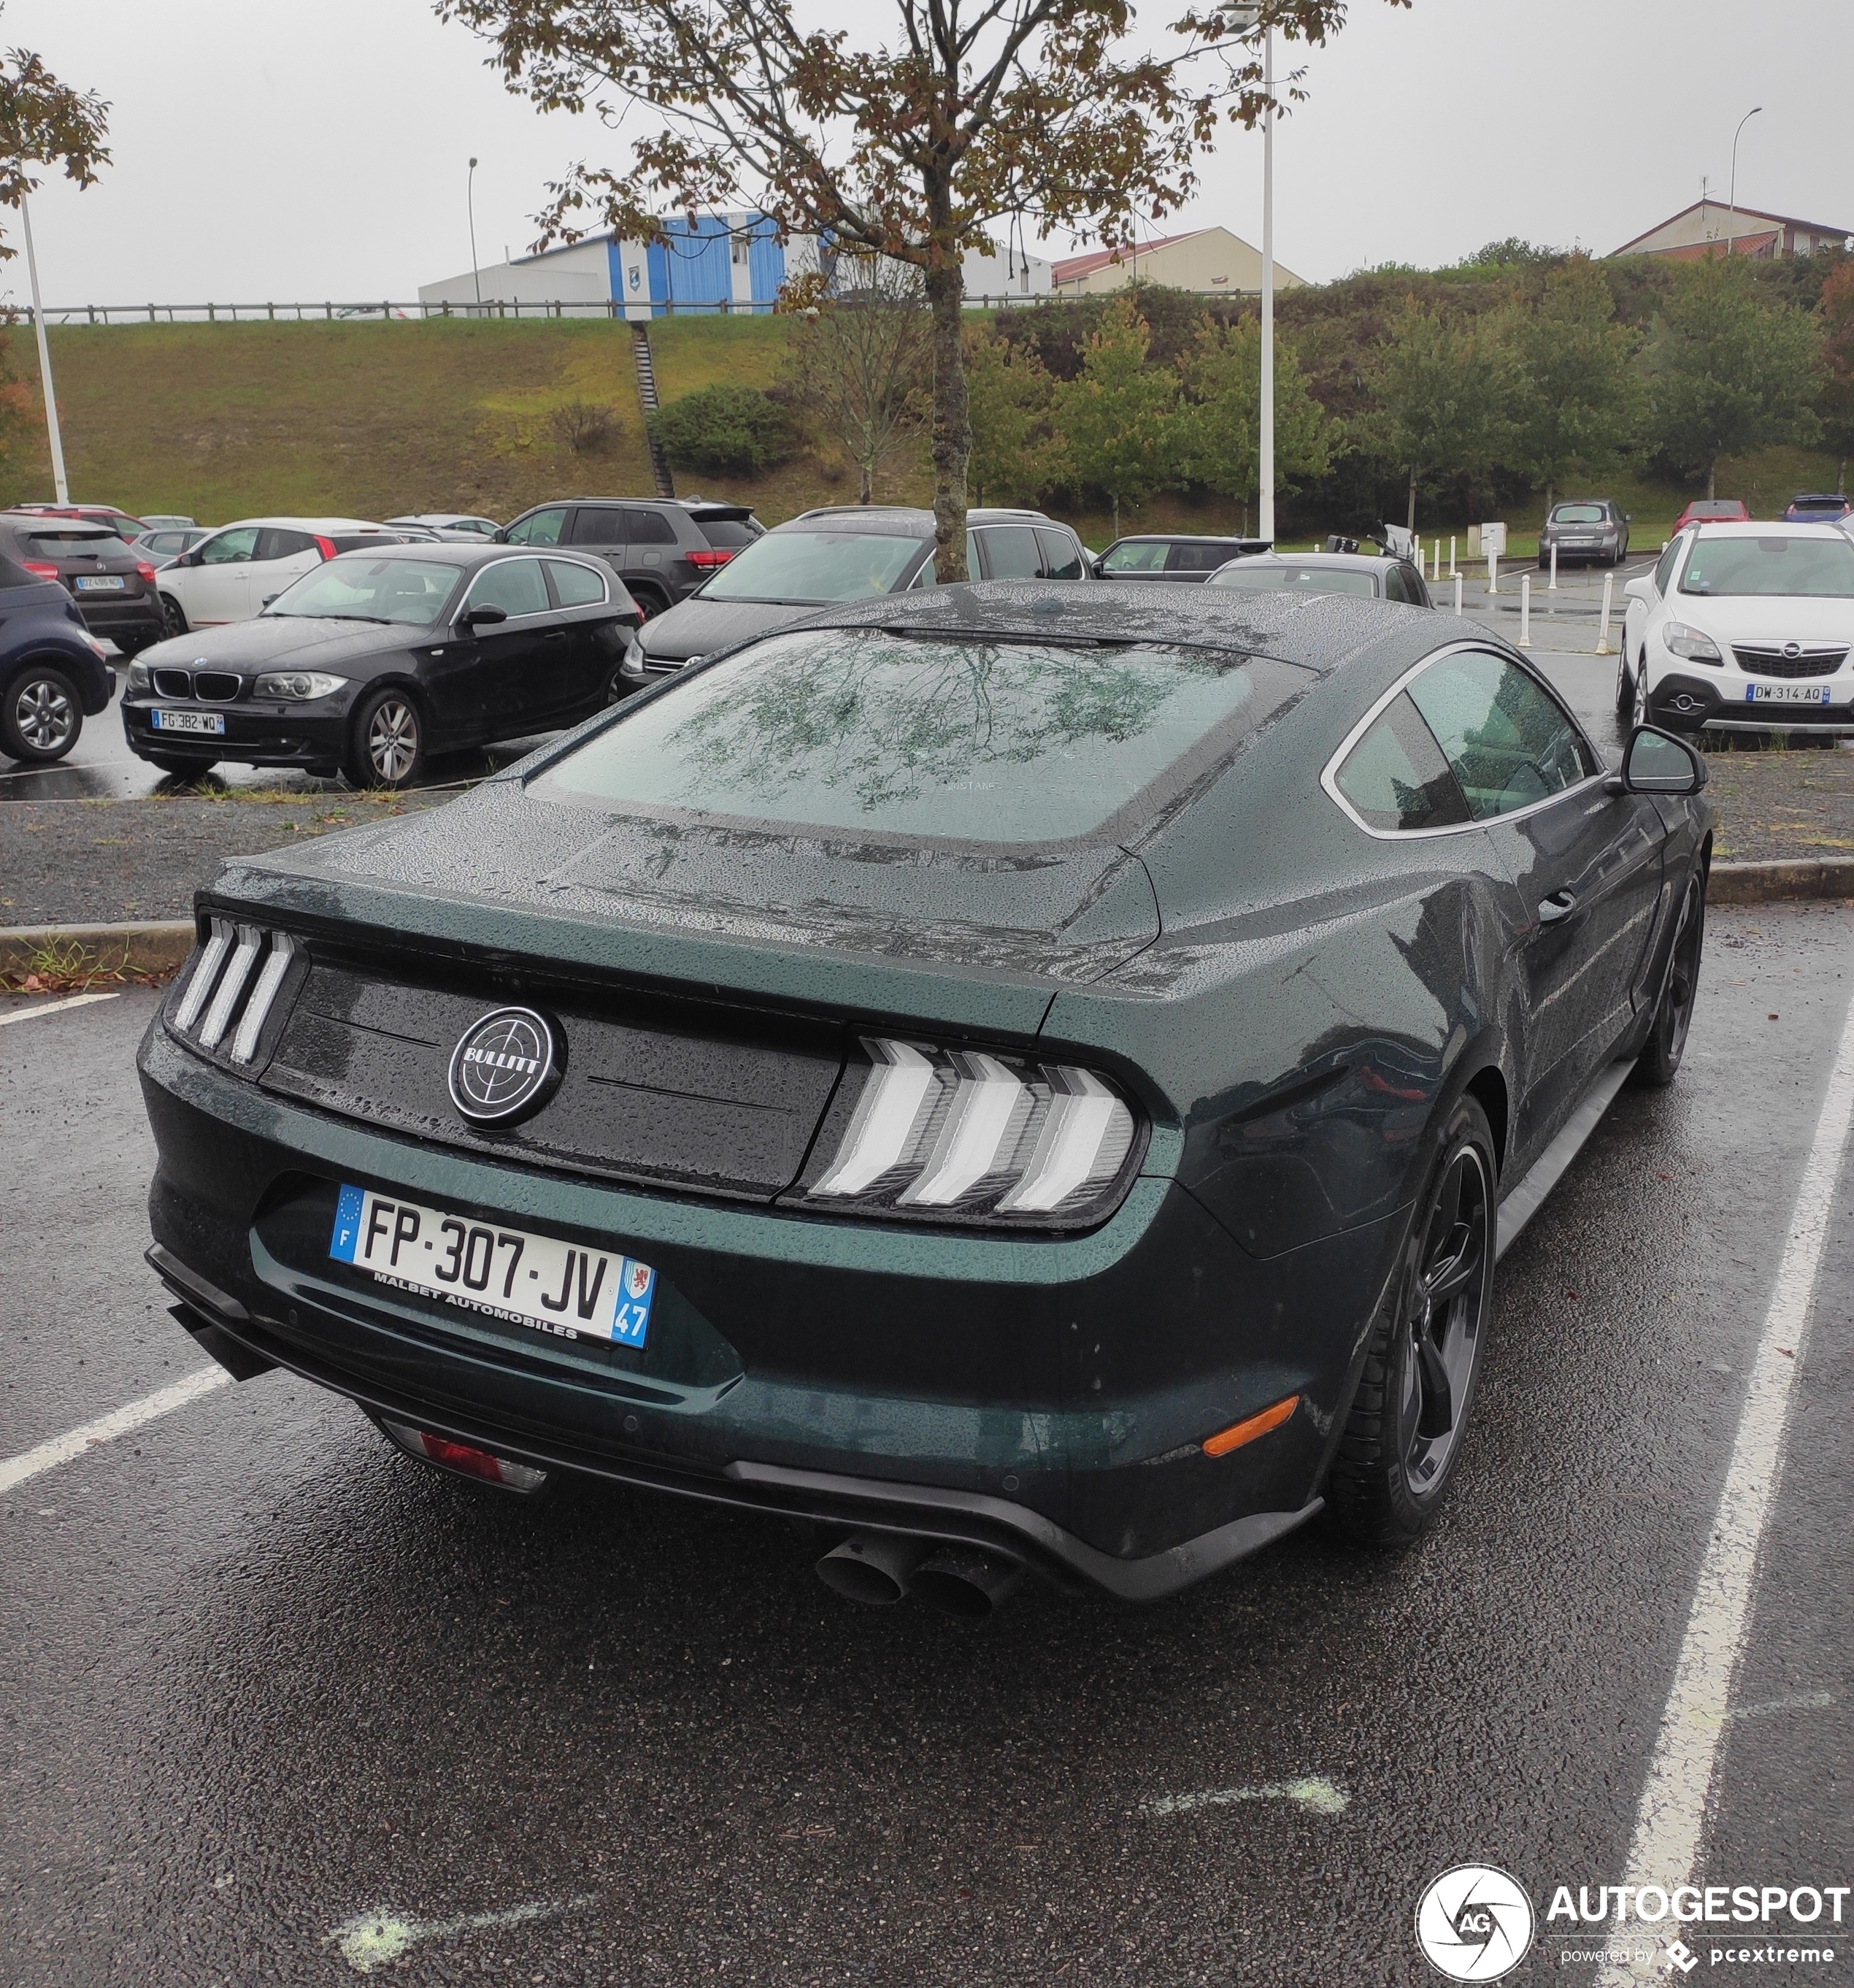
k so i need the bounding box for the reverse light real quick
[684,548,736,567]
[253,669,347,700]
[805,1036,1140,1227]
[1664,621,1723,665]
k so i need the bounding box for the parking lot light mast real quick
[467,157,482,306]
[1726,107,1761,256]
[20,195,69,507]
[1260,20,1275,545]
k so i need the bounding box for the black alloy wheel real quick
[1631,656,1651,732]
[1633,871,1705,1088]
[1,664,82,764]
[159,594,188,639]
[345,686,425,789]
[1328,1095,1496,1546]
[1614,650,1635,720]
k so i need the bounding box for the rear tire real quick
[1631,871,1705,1088]
[345,686,426,788]
[1327,1096,1496,1546]
[1,664,82,764]
[159,594,188,639]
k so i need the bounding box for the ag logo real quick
[446,1006,561,1126]
[1414,1865,1535,1981]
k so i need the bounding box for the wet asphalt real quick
[3,903,1852,1986]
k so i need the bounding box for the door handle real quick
[541,629,568,642]
[1537,890,1577,924]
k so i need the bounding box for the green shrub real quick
[649,384,794,473]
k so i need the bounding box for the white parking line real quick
[0,1367,231,1496]
[1140,1776,1350,1819]
[1598,975,1854,1985]
[0,990,120,1027]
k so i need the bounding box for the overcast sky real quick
[4,0,1851,309]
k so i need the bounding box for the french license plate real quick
[1745,683,1831,705]
[150,709,225,734]
[74,574,126,591]
[328,1183,656,1348]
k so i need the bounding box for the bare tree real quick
[435,0,1395,580]
[782,258,931,504]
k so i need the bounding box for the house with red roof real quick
[1609,201,1853,261]
[1051,226,1309,298]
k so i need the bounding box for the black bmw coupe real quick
[138,583,1710,1614]
[120,543,642,787]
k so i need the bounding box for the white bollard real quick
[1519,572,1531,646]
[1449,536,1457,577]
[1596,572,1615,656]
[1453,571,1463,616]
[1489,550,1499,596]
[1433,537,1441,580]
[1549,542,1558,591]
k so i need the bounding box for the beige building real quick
[1610,201,1853,261]
[1050,226,1309,297]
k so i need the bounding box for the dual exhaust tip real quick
[815,1532,1024,1619]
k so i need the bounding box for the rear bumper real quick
[138,1017,1392,1600]
[73,595,162,640]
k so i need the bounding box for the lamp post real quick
[1259,21,1275,545]
[1726,107,1761,256]
[467,156,482,306]
[20,194,69,505]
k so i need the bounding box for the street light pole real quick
[20,194,69,505]
[1726,107,1761,256]
[1258,24,1275,545]
[467,157,482,306]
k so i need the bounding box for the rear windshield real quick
[698,529,923,604]
[534,628,1309,844]
[1790,496,1847,511]
[266,556,461,625]
[1209,561,1379,599]
[1689,502,1742,518]
[1550,504,1606,523]
[1680,535,1854,599]
[696,516,761,548]
[26,530,128,559]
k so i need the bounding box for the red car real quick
[1671,498,1749,532]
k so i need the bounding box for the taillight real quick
[23,559,58,580]
[685,548,736,567]
[136,561,157,583]
[798,1036,1142,1227]
[313,534,336,560]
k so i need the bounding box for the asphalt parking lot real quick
[3,902,1850,1985]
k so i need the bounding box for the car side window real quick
[505,507,567,547]
[1166,542,1236,573]
[1100,541,1169,575]
[623,509,677,546]
[1653,537,1683,596]
[464,558,550,619]
[1334,691,1472,832]
[569,508,625,548]
[1036,526,1085,580]
[977,524,1042,580]
[257,528,316,561]
[1406,650,1597,821]
[544,559,608,608]
[199,527,260,565]
[1382,565,1410,605]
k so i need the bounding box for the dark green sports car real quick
[138,582,1712,1615]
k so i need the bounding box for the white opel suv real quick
[1620,523,1854,738]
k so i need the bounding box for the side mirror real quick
[461,603,507,628]
[490,528,509,545]
[1624,513,1634,523]
[261,592,280,607]
[1623,577,1651,603]
[1620,724,1707,795]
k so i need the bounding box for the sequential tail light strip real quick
[900,1053,1023,1207]
[230,932,296,1064]
[1202,1395,1299,1458]
[813,1040,936,1197]
[996,1070,1122,1213]
[197,924,264,1050]
[172,919,233,1033]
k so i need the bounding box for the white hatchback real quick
[156,518,407,634]
[1619,523,1854,738]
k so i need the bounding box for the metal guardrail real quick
[28,293,1070,326]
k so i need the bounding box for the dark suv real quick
[497,499,762,620]
[0,516,164,655]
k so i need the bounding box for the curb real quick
[3,860,1852,980]
[0,918,196,982]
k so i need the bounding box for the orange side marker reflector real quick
[1202,1394,1299,1457]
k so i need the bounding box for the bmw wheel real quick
[1632,871,1705,1088]
[1328,1095,1496,1546]
[345,687,425,788]
[1,664,82,764]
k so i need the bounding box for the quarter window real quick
[1334,692,1470,832]
[1406,650,1596,821]
[464,558,550,618]
[545,559,607,607]
[505,507,567,547]
[623,508,677,546]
